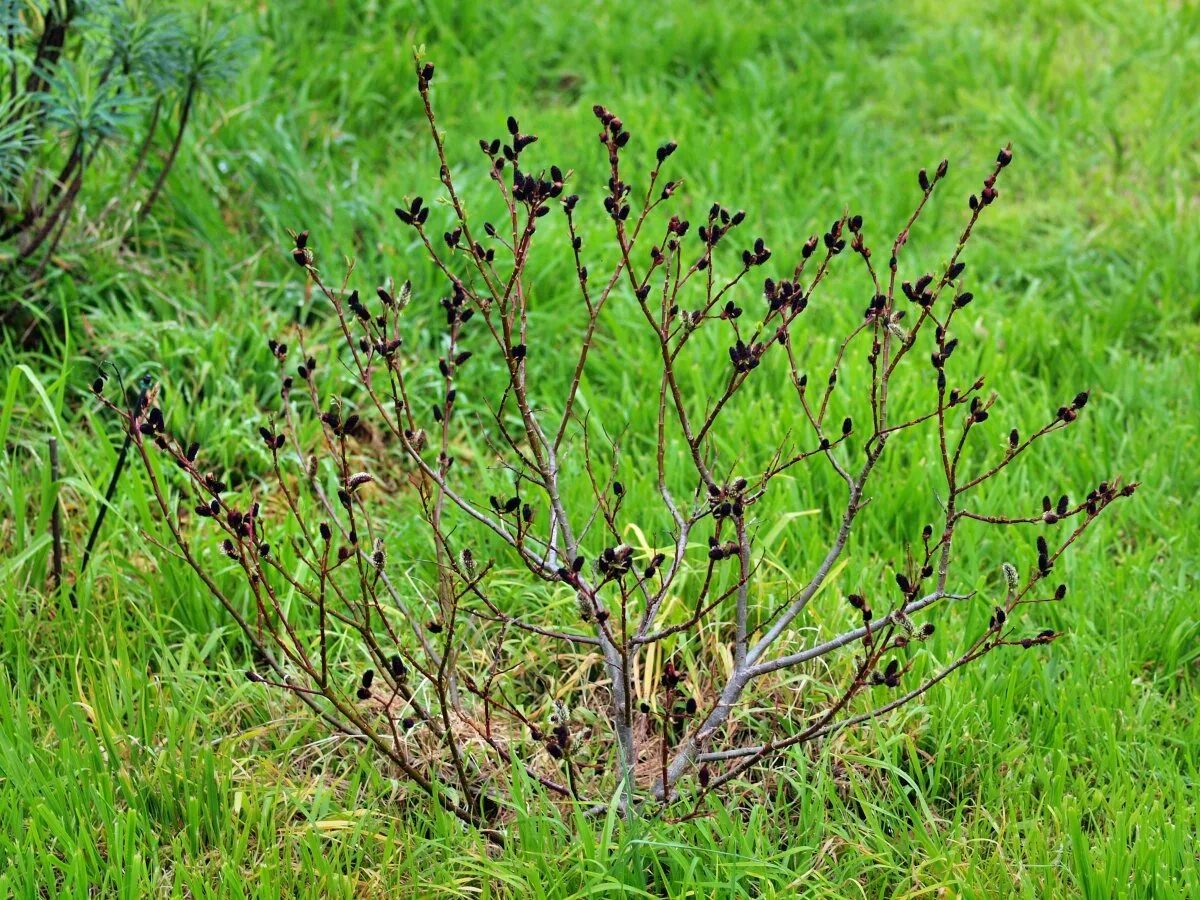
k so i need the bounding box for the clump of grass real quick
[102,55,1136,837]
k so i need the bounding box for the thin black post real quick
[49,437,63,594]
[69,375,151,607]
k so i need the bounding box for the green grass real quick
[2,0,1198,896]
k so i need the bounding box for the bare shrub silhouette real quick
[101,57,1135,835]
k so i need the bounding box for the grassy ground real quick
[2,0,1198,896]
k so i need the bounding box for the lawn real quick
[1,0,1198,896]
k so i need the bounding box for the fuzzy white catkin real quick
[1002,562,1020,593]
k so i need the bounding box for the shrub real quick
[100,56,1136,836]
[0,1,244,287]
